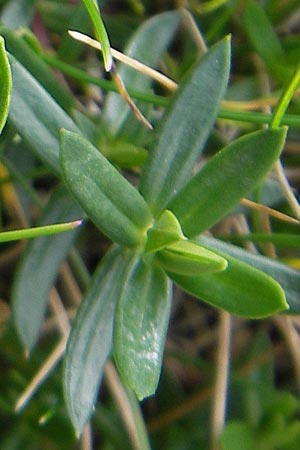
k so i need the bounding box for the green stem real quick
[44,55,300,127]
[218,107,300,127]
[43,54,167,106]
[271,64,300,129]
[0,220,82,243]
[218,233,300,248]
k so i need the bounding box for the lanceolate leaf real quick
[60,130,153,247]
[199,236,300,315]
[169,128,287,237]
[12,190,82,351]
[64,247,129,435]
[169,245,288,319]
[114,255,171,400]
[139,37,231,217]
[8,55,78,173]
[0,36,11,134]
[103,10,180,134]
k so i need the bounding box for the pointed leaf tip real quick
[169,127,287,237]
[170,244,288,318]
[114,256,171,399]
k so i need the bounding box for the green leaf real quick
[64,246,128,435]
[145,209,184,253]
[169,128,287,237]
[199,236,300,315]
[0,25,74,111]
[114,254,171,400]
[0,36,11,134]
[139,36,231,217]
[169,244,288,318]
[155,239,228,276]
[12,190,82,351]
[102,139,147,168]
[60,130,153,247]
[243,2,290,80]
[103,10,180,135]
[81,0,112,71]
[8,55,78,173]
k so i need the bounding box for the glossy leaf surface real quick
[103,11,180,134]
[169,245,288,318]
[139,37,231,217]
[199,236,300,315]
[155,239,227,276]
[64,247,128,435]
[12,190,82,351]
[169,128,287,237]
[114,255,171,400]
[60,130,153,247]
[8,55,78,172]
[0,36,11,134]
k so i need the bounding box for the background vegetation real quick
[1,1,300,449]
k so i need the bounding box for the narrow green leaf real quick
[155,239,227,276]
[114,255,171,400]
[64,247,128,435]
[169,246,288,318]
[0,25,74,111]
[60,130,153,247]
[199,236,300,315]
[81,0,112,71]
[145,209,184,254]
[244,2,288,79]
[169,128,287,237]
[12,190,82,351]
[0,219,82,243]
[102,139,147,168]
[103,10,180,135]
[0,36,11,134]
[8,55,78,173]
[139,37,231,217]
